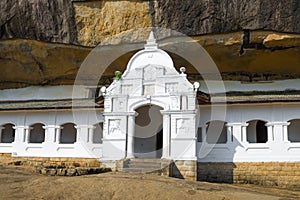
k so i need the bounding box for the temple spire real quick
[144,30,158,50]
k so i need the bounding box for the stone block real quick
[77,168,89,176]
[185,171,196,177]
[66,168,77,176]
[183,160,196,166]
[72,162,81,167]
[57,169,67,176]
[35,166,42,173]
[174,160,184,165]
[46,169,57,176]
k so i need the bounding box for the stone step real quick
[120,158,171,176]
[126,162,161,168]
[121,167,163,174]
[120,158,173,175]
[127,158,162,163]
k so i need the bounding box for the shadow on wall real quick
[196,119,273,184]
[196,120,241,183]
[197,162,237,183]
[171,163,184,179]
[167,121,234,181]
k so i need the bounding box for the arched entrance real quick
[134,105,163,158]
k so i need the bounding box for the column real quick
[201,125,207,143]
[162,114,170,158]
[241,123,248,143]
[75,126,80,143]
[75,125,94,143]
[43,125,60,143]
[24,127,31,143]
[12,126,29,156]
[226,125,232,143]
[283,122,290,142]
[266,122,290,143]
[13,126,24,143]
[88,126,96,143]
[226,123,242,143]
[0,126,4,143]
[266,124,274,142]
[127,114,135,158]
[55,127,62,144]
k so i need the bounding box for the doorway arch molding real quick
[129,98,169,112]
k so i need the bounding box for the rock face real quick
[0,0,77,44]
[1,31,299,89]
[1,0,300,46]
[0,39,90,89]
[74,1,152,47]
[0,0,300,89]
[151,0,300,36]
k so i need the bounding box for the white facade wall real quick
[1,102,300,162]
[198,103,300,162]
[0,110,104,158]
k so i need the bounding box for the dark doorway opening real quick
[134,105,163,158]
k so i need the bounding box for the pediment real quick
[104,32,196,113]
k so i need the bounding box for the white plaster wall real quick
[0,85,89,101]
[198,103,300,162]
[199,79,300,93]
[3,102,300,162]
[0,110,104,158]
[2,80,299,101]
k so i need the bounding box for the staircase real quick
[121,158,171,175]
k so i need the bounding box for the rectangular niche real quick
[112,97,127,112]
[143,84,155,96]
[165,83,178,93]
[108,119,121,135]
[121,84,132,94]
[176,118,191,135]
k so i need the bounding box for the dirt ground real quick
[0,164,300,200]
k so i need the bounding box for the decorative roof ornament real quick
[144,31,158,50]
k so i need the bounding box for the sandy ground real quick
[0,165,300,200]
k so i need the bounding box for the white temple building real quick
[1,32,300,185]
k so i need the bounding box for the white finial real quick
[193,82,200,91]
[149,31,155,41]
[145,31,158,50]
[180,67,186,74]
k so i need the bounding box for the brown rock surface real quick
[0,39,90,89]
[74,1,152,46]
[1,0,300,46]
[1,0,300,89]
[0,0,77,43]
[0,164,300,199]
[152,0,300,36]
[1,31,300,89]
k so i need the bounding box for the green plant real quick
[114,71,122,80]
